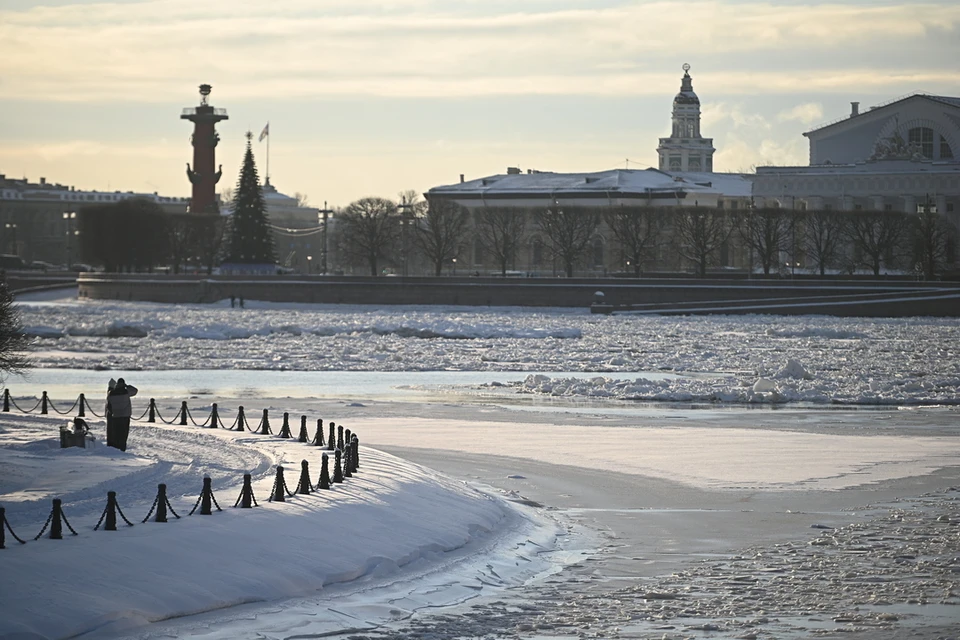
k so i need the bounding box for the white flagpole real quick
[266,123,270,184]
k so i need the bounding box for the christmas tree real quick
[226,132,276,265]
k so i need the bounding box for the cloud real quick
[714,133,808,172]
[0,1,958,101]
[702,102,771,131]
[777,103,825,125]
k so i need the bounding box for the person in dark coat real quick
[105,378,116,448]
[106,378,138,451]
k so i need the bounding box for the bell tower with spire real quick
[181,84,229,213]
[657,64,715,173]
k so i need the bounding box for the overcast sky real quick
[1,0,958,208]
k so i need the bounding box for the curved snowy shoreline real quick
[0,415,561,640]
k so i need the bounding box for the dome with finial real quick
[674,63,700,105]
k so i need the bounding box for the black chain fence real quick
[0,385,362,551]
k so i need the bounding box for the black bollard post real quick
[41,391,49,415]
[278,412,292,438]
[104,491,118,530]
[297,416,309,443]
[209,403,219,428]
[78,393,86,418]
[155,484,169,522]
[49,498,63,538]
[258,409,271,435]
[234,473,258,508]
[317,453,331,490]
[271,466,288,502]
[333,448,344,483]
[188,477,222,516]
[148,398,156,423]
[343,441,353,478]
[237,406,246,431]
[313,419,324,446]
[337,424,344,450]
[143,483,181,523]
[3,388,9,412]
[199,477,213,515]
[344,429,352,457]
[95,491,134,531]
[352,434,360,471]
[296,460,312,494]
[34,499,77,540]
[179,401,189,425]
[327,421,336,451]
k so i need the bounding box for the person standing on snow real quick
[105,378,116,448]
[107,378,138,452]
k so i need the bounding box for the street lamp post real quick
[306,255,313,274]
[63,211,77,267]
[317,201,333,276]
[397,202,414,277]
[452,257,457,276]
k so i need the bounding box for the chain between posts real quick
[7,394,43,413]
[47,395,81,415]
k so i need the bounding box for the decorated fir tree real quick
[226,132,276,265]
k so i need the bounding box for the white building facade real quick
[751,94,960,232]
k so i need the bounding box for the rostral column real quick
[181,84,229,213]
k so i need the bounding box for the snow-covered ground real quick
[16,293,960,406]
[0,413,561,640]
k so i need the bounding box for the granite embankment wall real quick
[75,273,960,317]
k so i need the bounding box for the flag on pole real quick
[258,122,269,142]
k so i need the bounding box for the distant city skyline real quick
[1,0,958,208]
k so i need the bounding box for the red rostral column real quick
[181,84,229,214]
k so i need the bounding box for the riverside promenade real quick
[72,273,960,317]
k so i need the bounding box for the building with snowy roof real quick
[425,67,960,277]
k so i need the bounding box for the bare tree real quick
[535,204,601,277]
[671,207,732,277]
[474,207,527,276]
[737,207,792,275]
[415,199,470,276]
[294,192,310,208]
[338,197,400,276]
[844,210,910,276]
[912,206,956,280]
[603,206,665,277]
[799,209,844,276]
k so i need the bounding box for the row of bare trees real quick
[334,196,957,279]
[75,196,955,279]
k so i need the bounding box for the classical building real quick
[0,173,188,267]
[425,65,749,275]
[752,94,960,232]
[426,68,960,276]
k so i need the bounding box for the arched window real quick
[908,127,934,158]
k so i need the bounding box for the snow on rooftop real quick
[431,168,752,199]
